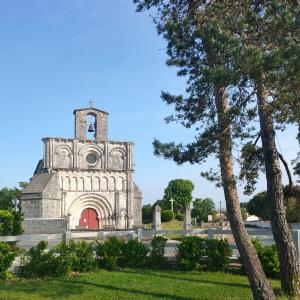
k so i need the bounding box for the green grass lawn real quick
[0,269,285,300]
[144,220,185,230]
[162,220,184,229]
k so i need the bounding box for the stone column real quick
[115,192,120,228]
[152,205,161,230]
[184,206,192,229]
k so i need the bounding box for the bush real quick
[55,240,96,273]
[122,239,149,268]
[161,210,174,222]
[19,241,70,278]
[175,212,184,221]
[177,236,206,270]
[148,236,168,268]
[95,237,125,271]
[252,239,279,278]
[0,242,16,279]
[206,239,232,272]
[177,237,232,271]
[0,210,13,236]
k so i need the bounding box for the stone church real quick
[22,104,142,234]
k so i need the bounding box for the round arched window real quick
[86,153,98,166]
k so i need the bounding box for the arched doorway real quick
[79,208,99,229]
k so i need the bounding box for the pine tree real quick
[135,1,275,299]
[213,2,300,295]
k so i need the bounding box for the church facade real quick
[22,105,142,233]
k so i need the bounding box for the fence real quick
[1,228,300,259]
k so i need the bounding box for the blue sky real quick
[0,0,298,208]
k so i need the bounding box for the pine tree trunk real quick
[215,86,275,300]
[257,81,300,297]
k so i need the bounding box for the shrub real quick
[0,210,13,236]
[19,241,69,278]
[161,210,174,222]
[95,237,125,271]
[252,239,279,278]
[177,236,206,270]
[55,240,96,273]
[0,242,16,279]
[122,239,149,268]
[177,237,232,271]
[148,236,168,268]
[206,239,232,272]
[175,212,184,221]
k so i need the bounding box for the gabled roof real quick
[73,107,109,115]
[22,173,55,194]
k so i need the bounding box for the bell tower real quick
[73,101,109,141]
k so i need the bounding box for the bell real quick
[88,123,94,132]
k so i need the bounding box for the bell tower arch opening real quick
[86,113,96,140]
[74,101,109,141]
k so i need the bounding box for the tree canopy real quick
[163,179,194,212]
[246,185,300,223]
[192,198,216,222]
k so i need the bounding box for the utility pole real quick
[219,201,222,224]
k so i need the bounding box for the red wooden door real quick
[79,208,99,229]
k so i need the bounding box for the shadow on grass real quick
[122,269,251,289]
[0,278,85,298]
[0,276,196,300]
[61,279,196,300]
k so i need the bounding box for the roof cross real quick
[89,99,95,108]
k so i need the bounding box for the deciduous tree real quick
[163,179,194,212]
[192,198,216,223]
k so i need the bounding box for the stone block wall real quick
[22,218,68,234]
